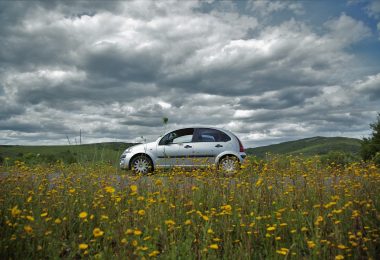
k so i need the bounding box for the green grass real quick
[0,142,134,167]
[246,136,361,158]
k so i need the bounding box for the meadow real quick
[0,156,379,259]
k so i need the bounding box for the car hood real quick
[127,142,156,152]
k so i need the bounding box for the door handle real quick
[215,144,223,148]
[184,145,192,148]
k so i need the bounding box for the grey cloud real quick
[122,118,163,127]
[238,87,322,110]
[0,120,43,133]
[0,1,379,146]
[0,100,25,120]
[83,44,163,83]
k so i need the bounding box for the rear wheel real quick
[130,155,153,174]
[218,156,239,175]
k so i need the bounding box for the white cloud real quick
[324,13,371,46]
[354,73,380,99]
[366,1,380,19]
[247,0,304,16]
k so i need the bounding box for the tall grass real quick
[0,156,379,259]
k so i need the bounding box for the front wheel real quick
[218,156,240,175]
[130,155,153,174]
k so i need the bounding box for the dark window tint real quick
[159,128,194,145]
[194,128,231,142]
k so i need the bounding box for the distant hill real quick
[246,136,361,158]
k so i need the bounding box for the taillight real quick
[235,135,245,152]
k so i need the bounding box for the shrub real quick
[361,113,380,161]
[321,151,358,166]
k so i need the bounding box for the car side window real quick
[194,128,231,142]
[159,128,195,145]
[172,134,193,144]
[219,131,231,142]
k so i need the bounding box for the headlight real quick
[123,148,132,154]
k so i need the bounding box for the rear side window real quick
[194,128,231,142]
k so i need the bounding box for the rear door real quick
[191,128,232,166]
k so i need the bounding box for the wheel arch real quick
[215,151,241,165]
[128,153,154,171]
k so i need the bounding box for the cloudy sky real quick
[1,0,380,147]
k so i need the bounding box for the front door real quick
[156,128,195,167]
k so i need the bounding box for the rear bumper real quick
[239,152,247,162]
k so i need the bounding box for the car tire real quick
[218,156,239,175]
[130,155,153,174]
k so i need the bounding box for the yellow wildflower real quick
[79,243,88,250]
[11,206,21,217]
[93,228,104,238]
[337,244,347,250]
[79,212,88,219]
[130,185,138,193]
[307,240,316,249]
[125,229,134,235]
[220,204,232,211]
[24,225,33,234]
[104,186,115,193]
[165,220,176,226]
[26,216,34,222]
[314,215,324,225]
[267,226,276,232]
[149,250,160,257]
[255,178,263,187]
[276,248,289,255]
[209,244,218,249]
[138,209,145,216]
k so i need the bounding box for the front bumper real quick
[119,153,132,169]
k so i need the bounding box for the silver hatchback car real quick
[120,127,246,174]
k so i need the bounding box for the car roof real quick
[162,126,234,136]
